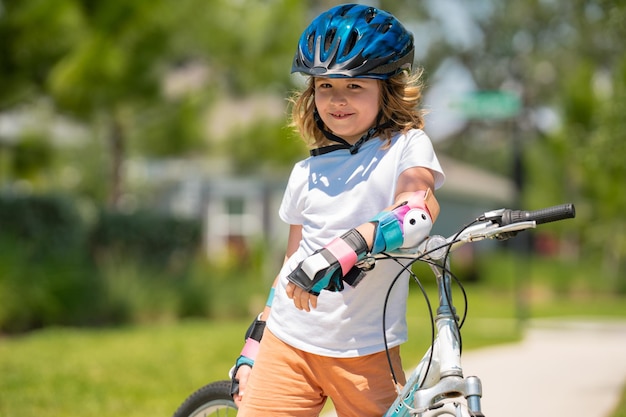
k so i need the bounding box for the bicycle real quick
[172,203,576,417]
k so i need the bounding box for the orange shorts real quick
[237,329,406,417]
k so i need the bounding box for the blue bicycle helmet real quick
[291,4,414,79]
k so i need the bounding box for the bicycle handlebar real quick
[383,203,576,262]
[481,203,576,226]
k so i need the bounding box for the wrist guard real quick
[287,229,368,295]
[230,314,266,396]
[371,189,439,254]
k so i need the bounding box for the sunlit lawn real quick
[0,320,246,417]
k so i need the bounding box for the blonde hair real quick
[289,70,426,149]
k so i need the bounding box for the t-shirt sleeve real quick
[398,130,445,189]
[278,161,308,225]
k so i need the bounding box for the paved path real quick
[463,319,626,417]
[323,319,626,416]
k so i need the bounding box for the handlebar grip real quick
[501,203,576,225]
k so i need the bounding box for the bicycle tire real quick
[172,380,237,417]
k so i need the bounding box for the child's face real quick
[313,77,381,144]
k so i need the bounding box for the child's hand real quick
[232,365,251,407]
[286,247,343,296]
[286,281,319,312]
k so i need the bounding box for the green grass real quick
[0,320,247,417]
[1,285,625,417]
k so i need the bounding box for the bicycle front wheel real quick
[172,380,237,417]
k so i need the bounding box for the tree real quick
[545,2,626,287]
[46,0,183,207]
[1,0,306,207]
[0,0,84,188]
[446,0,625,285]
[0,0,84,108]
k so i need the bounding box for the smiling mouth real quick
[330,112,354,119]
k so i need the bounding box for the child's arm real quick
[286,167,438,311]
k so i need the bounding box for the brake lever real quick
[454,221,537,243]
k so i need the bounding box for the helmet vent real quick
[364,8,376,23]
[381,22,392,34]
[343,30,359,57]
[324,28,337,52]
[307,33,315,54]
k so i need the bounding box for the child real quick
[231,4,445,417]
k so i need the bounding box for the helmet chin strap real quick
[311,109,392,157]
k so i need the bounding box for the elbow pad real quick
[370,189,439,254]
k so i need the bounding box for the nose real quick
[329,90,347,105]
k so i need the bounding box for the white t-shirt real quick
[267,129,445,357]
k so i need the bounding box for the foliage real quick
[0,192,271,332]
[0,193,99,332]
[522,4,626,289]
[224,118,308,175]
[0,0,83,107]
[90,208,201,267]
[0,237,100,332]
[418,0,626,286]
[0,0,307,207]
[165,0,305,95]
[129,96,208,158]
[10,131,54,180]
[0,192,86,255]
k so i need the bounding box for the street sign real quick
[451,90,522,120]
